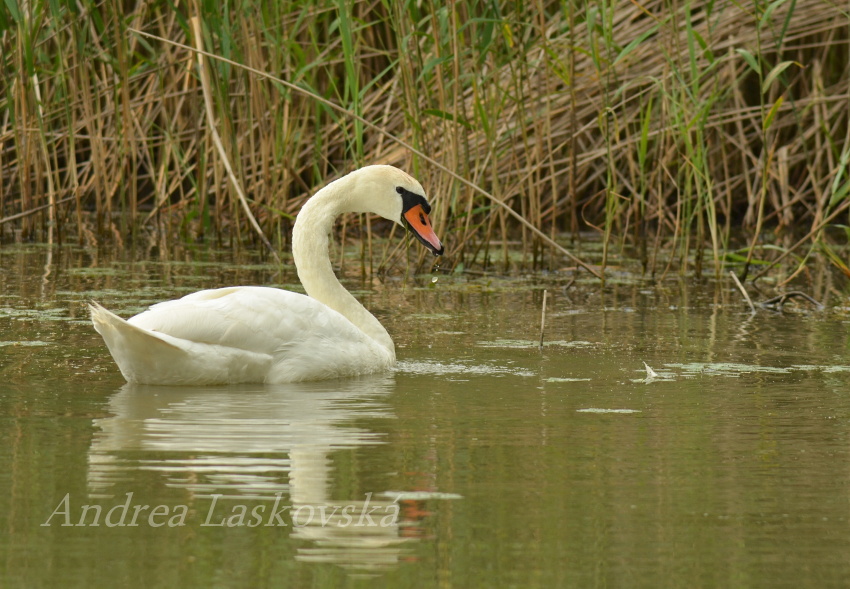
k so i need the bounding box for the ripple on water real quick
[395,360,536,378]
[665,362,850,377]
[379,491,463,501]
[576,408,642,414]
[476,339,597,349]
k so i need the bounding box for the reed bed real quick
[0,0,848,282]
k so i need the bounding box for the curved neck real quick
[291,181,395,354]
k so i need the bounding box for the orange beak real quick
[403,204,444,256]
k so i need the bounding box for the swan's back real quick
[91,287,395,385]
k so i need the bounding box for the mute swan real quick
[90,165,444,385]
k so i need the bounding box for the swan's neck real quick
[291,181,395,355]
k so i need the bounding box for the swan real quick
[90,165,444,385]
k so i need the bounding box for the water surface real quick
[2,244,850,587]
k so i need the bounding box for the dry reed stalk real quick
[189,14,279,263]
[0,0,847,281]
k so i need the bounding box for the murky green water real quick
[2,244,850,588]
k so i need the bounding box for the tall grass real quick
[0,0,848,281]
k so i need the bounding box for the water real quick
[2,244,850,587]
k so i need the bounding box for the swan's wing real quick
[128,286,370,355]
[95,286,392,383]
[90,302,272,385]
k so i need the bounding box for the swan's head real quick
[348,165,444,256]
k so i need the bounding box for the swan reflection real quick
[88,375,419,571]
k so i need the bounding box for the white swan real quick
[90,165,444,385]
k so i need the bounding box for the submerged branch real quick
[760,292,824,310]
[538,289,548,349]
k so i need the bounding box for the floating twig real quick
[729,271,756,314]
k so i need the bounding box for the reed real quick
[0,0,848,282]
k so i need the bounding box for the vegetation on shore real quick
[1,0,849,283]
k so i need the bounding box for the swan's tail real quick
[89,302,271,385]
[89,302,182,383]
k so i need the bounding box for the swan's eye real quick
[398,187,432,215]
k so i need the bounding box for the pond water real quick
[2,244,850,588]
